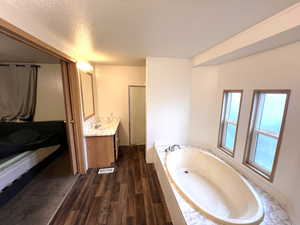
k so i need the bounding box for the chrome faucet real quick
[94,124,102,129]
[165,144,181,152]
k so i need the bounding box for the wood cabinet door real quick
[86,136,115,168]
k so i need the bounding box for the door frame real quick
[0,18,86,174]
[128,85,146,146]
[61,62,86,174]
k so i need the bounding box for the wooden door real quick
[61,61,86,174]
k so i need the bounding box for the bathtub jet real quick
[165,147,264,225]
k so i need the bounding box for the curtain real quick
[0,65,38,121]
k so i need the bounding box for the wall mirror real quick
[80,71,95,120]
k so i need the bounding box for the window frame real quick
[218,90,243,157]
[243,89,290,182]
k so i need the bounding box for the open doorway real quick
[129,85,146,148]
[0,21,84,225]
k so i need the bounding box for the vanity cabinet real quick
[114,128,119,161]
[86,128,119,168]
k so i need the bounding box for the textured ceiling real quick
[0,33,59,63]
[2,0,300,65]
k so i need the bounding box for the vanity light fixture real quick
[77,61,93,72]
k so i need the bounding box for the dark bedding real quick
[0,121,66,158]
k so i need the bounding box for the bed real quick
[0,145,60,191]
[0,121,67,193]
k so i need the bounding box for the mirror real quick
[80,71,95,120]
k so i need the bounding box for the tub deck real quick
[154,145,292,225]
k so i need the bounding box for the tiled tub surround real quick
[153,146,292,225]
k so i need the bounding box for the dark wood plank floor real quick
[49,146,172,225]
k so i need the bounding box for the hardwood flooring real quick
[50,146,173,225]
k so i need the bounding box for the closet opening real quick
[128,85,146,149]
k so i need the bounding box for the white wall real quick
[94,65,145,145]
[188,66,219,150]
[190,42,300,224]
[146,57,191,162]
[35,64,66,121]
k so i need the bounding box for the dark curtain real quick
[0,65,38,121]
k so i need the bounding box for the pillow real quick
[8,129,40,145]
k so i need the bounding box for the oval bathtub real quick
[165,147,264,225]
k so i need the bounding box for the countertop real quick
[84,118,120,137]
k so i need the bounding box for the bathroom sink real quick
[94,123,111,130]
[86,118,120,136]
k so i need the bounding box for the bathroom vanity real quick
[85,119,120,168]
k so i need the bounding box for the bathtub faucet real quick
[165,144,181,152]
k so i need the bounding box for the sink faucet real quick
[165,144,181,152]
[94,124,102,129]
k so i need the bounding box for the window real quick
[244,90,290,181]
[218,90,243,156]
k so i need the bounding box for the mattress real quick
[0,145,60,192]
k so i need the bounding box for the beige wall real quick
[146,57,191,162]
[95,65,145,145]
[190,41,300,224]
[34,64,66,121]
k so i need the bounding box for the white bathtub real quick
[165,147,264,225]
